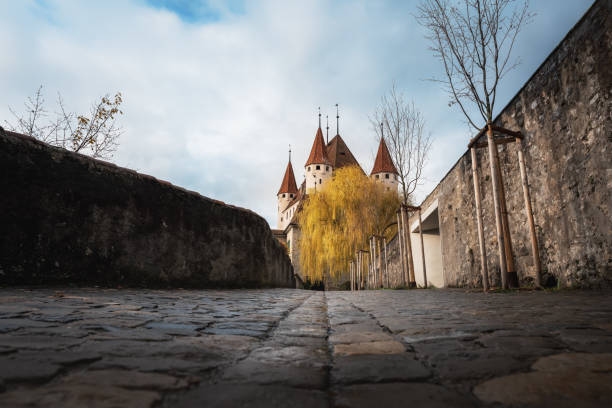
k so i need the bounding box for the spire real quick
[278,157,298,195]
[305,126,330,166]
[371,135,399,176]
[326,115,329,144]
[288,144,291,162]
[335,103,339,136]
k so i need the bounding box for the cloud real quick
[0,0,594,226]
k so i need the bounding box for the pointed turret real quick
[370,136,399,191]
[277,160,298,196]
[277,151,299,229]
[305,127,330,167]
[305,118,333,192]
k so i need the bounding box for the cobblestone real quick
[0,288,610,407]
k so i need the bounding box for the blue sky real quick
[1,0,594,226]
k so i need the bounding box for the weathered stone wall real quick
[0,129,294,288]
[406,0,611,288]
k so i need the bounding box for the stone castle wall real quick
[0,129,295,288]
[399,0,611,288]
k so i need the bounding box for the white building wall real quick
[305,163,332,192]
[410,231,444,288]
[277,192,297,229]
[371,172,399,191]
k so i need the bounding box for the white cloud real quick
[0,0,594,226]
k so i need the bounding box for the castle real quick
[274,112,399,284]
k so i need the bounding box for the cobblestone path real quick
[0,288,611,407]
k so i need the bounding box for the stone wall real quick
[0,129,294,288]
[404,0,611,288]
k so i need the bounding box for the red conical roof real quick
[370,137,398,175]
[305,127,330,166]
[277,160,298,195]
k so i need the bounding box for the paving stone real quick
[329,331,394,344]
[175,384,328,407]
[90,356,220,373]
[474,352,612,407]
[0,318,59,333]
[0,357,62,383]
[223,360,328,389]
[333,383,474,408]
[0,288,610,407]
[0,334,84,350]
[334,340,406,356]
[249,345,328,366]
[0,384,160,408]
[62,369,192,390]
[332,354,431,384]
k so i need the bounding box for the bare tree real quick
[6,86,124,160]
[371,86,432,205]
[416,0,531,129]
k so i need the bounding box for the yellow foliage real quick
[298,166,400,282]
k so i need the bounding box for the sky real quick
[1,0,594,226]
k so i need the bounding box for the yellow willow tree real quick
[298,165,400,282]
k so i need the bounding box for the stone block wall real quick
[404,0,611,288]
[0,129,294,288]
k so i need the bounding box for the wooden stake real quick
[418,209,427,288]
[495,147,518,288]
[397,211,407,287]
[402,206,416,287]
[517,138,542,287]
[486,124,509,289]
[384,237,388,288]
[470,147,489,291]
[377,237,383,288]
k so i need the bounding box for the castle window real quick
[316,165,320,170]
[385,173,389,179]
[282,194,286,198]
[319,179,322,184]
[290,194,293,198]
[326,166,329,171]
[375,174,379,179]
[308,166,311,171]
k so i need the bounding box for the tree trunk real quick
[470,147,489,291]
[486,124,509,289]
[402,205,416,287]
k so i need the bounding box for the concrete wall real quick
[0,129,295,288]
[407,0,611,288]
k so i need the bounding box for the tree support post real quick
[495,149,518,288]
[377,237,383,288]
[402,205,416,288]
[418,209,427,288]
[516,138,542,287]
[470,147,489,291]
[486,123,509,289]
[397,211,407,287]
[383,237,389,288]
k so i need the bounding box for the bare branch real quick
[6,86,123,160]
[417,0,531,130]
[371,86,432,206]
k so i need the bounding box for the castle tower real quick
[305,125,332,192]
[370,136,399,191]
[277,154,298,228]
